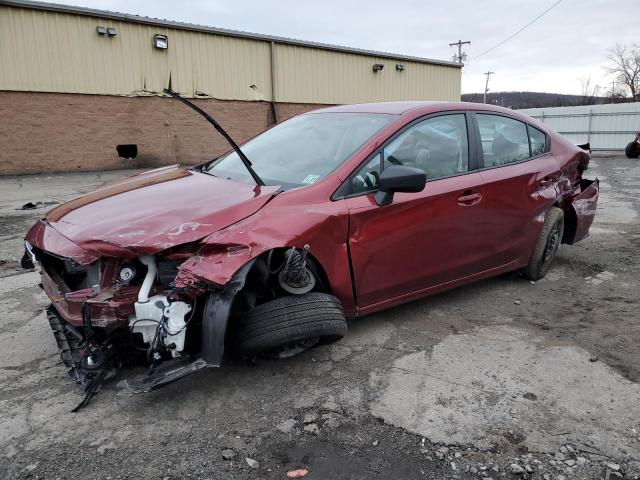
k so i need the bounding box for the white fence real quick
[518,102,640,151]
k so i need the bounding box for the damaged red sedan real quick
[24,93,599,409]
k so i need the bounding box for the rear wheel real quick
[234,293,347,357]
[523,206,564,281]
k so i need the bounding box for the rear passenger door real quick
[473,113,560,269]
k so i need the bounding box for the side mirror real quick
[374,165,426,206]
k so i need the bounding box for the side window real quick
[351,153,381,194]
[528,125,548,156]
[477,114,530,167]
[382,114,469,180]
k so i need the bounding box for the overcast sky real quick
[71,0,636,96]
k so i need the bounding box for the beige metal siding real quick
[0,6,272,100]
[274,44,460,103]
[0,5,460,103]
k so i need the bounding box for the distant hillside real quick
[461,91,631,109]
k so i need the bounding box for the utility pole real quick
[483,71,494,104]
[610,81,616,103]
[449,39,470,64]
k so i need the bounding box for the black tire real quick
[523,206,564,281]
[234,293,347,357]
[625,141,640,159]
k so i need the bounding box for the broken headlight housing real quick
[118,265,137,283]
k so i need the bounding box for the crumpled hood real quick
[42,165,280,258]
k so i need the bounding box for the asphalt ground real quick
[0,155,638,479]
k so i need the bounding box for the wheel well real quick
[231,248,332,314]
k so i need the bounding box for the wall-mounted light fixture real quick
[395,64,405,72]
[153,34,168,49]
[372,64,384,73]
[97,26,117,36]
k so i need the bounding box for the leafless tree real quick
[579,76,601,105]
[607,83,627,103]
[606,43,640,101]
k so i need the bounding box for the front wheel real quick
[234,292,347,358]
[523,206,564,281]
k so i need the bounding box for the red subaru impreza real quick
[24,96,599,407]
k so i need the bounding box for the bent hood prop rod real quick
[163,88,265,187]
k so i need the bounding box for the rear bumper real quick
[569,178,599,244]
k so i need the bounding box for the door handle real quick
[457,192,482,206]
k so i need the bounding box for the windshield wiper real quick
[163,89,265,187]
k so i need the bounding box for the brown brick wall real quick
[275,103,330,121]
[0,91,332,175]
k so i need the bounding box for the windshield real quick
[206,112,394,188]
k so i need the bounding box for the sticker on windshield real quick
[302,174,320,184]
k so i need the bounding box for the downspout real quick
[270,41,278,125]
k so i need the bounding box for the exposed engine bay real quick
[24,241,325,411]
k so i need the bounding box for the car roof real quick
[308,102,545,127]
[310,101,447,115]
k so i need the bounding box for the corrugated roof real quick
[0,0,462,68]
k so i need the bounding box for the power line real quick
[474,0,564,60]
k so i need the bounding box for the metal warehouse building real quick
[0,0,462,175]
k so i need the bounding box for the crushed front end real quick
[24,220,211,410]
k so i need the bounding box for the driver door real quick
[342,113,487,308]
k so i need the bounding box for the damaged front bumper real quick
[24,221,253,408]
[119,357,207,394]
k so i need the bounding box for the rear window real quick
[477,114,530,167]
[528,125,548,156]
